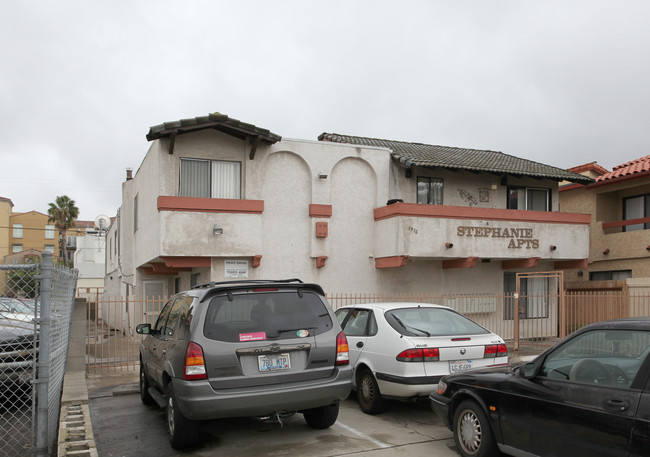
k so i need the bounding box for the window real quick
[417,177,443,205]
[12,244,23,253]
[508,187,550,211]
[13,224,23,238]
[590,270,632,281]
[67,236,77,248]
[623,193,650,231]
[180,158,241,199]
[190,273,200,288]
[45,224,55,239]
[540,329,650,388]
[133,194,138,232]
[504,273,549,319]
[44,244,55,253]
[338,309,377,337]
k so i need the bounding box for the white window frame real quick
[45,224,55,239]
[508,186,551,211]
[13,224,23,238]
[180,158,242,199]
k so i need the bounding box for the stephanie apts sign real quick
[456,226,540,249]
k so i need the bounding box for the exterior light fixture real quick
[318,172,328,179]
[213,225,223,235]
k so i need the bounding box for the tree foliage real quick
[47,195,79,265]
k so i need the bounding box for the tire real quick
[453,400,499,457]
[303,401,339,429]
[139,363,154,406]
[166,382,198,449]
[356,369,387,414]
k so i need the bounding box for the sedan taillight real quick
[396,348,440,362]
[183,341,207,380]
[336,331,349,365]
[484,344,508,357]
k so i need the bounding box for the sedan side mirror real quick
[521,362,537,379]
[136,323,152,335]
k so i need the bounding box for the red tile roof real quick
[596,155,650,182]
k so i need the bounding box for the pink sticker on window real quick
[239,332,266,342]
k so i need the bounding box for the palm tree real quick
[47,195,79,265]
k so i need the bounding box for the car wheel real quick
[166,383,198,449]
[357,369,387,414]
[453,400,498,457]
[139,363,154,406]
[303,401,339,429]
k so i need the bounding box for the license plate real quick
[258,353,291,372]
[450,360,472,373]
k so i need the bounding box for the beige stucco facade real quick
[105,124,591,307]
[560,163,650,289]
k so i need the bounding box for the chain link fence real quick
[0,253,78,457]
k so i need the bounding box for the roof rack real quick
[192,278,304,290]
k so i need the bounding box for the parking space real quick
[87,376,458,457]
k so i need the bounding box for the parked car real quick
[0,312,37,392]
[335,303,508,414]
[136,279,352,449]
[0,298,34,323]
[430,318,650,457]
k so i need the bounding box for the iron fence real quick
[86,289,650,373]
[0,253,78,457]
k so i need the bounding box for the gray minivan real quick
[136,279,352,449]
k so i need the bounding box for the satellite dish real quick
[94,215,111,232]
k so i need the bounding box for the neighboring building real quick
[4,210,58,263]
[106,112,593,338]
[73,220,108,300]
[560,157,650,294]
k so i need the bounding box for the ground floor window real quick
[504,272,549,319]
[589,270,632,281]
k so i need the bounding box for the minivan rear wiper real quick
[268,326,318,338]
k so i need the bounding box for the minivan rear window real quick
[203,291,333,342]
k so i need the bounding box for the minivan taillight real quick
[484,344,508,357]
[336,332,349,365]
[183,342,207,380]
[396,348,440,362]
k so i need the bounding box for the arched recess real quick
[329,157,377,289]
[260,151,313,275]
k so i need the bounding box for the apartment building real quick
[106,112,593,322]
[560,157,650,294]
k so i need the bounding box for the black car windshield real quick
[385,307,489,337]
[203,291,333,342]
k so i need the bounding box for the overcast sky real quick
[1,1,649,221]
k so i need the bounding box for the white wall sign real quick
[225,260,249,278]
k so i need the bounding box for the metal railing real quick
[0,253,78,457]
[85,289,650,373]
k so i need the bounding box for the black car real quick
[430,318,650,457]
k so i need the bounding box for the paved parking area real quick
[87,373,459,457]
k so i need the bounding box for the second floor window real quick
[508,186,550,211]
[13,224,23,238]
[623,193,650,231]
[417,177,443,205]
[180,158,241,199]
[45,224,55,239]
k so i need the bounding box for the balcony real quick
[156,196,264,258]
[373,203,590,269]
